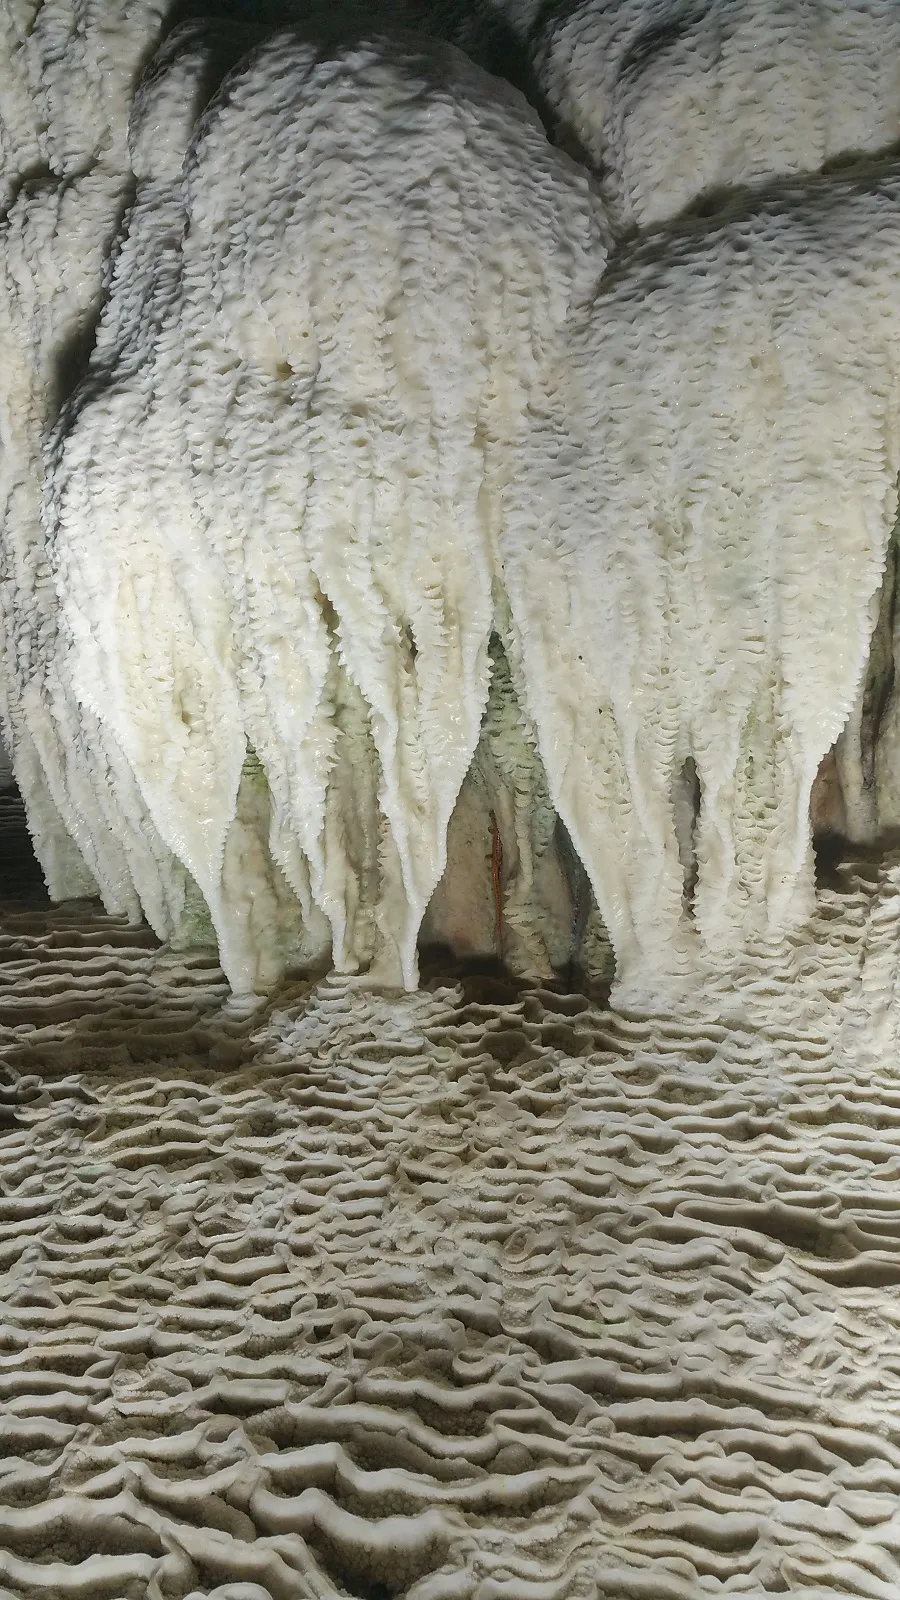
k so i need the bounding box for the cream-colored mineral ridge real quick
[1,1,900,1596]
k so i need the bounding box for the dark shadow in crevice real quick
[163,0,553,129]
[672,754,701,915]
[814,826,900,893]
[813,492,900,867]
[418,944,531,1008]
[859,505,899,792]
[0,791,50,908]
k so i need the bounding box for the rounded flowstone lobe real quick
[530,0,900,231]
[44,25,605,992]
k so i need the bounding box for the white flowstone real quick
[502,163,900,997]
[532,0,900,230]
[0,0,179,911]
[48,29,604,990]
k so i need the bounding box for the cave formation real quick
[1,1,900,1596]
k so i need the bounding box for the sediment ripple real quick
[2,808,900,1594]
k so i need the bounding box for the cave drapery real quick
[5,0,900,1006]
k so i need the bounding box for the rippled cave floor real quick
[5,806,900,1595]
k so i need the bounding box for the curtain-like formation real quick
[502,167,900,993]
[46,29,603,990]
[3,1,900,1001]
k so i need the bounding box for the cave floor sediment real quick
[0,803,898,1597]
